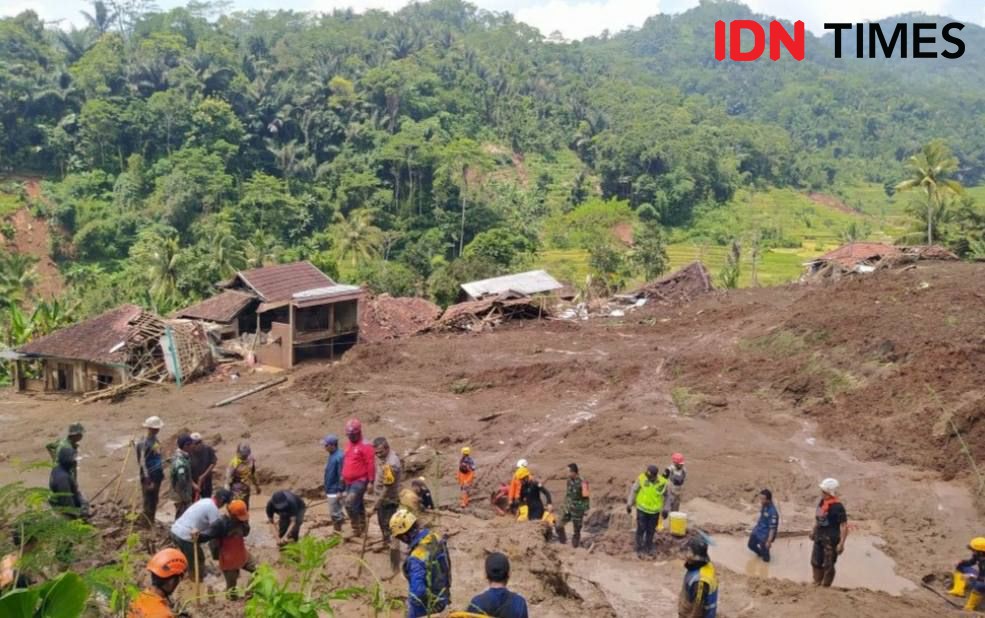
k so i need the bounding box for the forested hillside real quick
[0,0,984,327]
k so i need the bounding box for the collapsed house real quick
[12,304,211,396]
[432,292,551,332]
[803,242,958,280]
[460,269,563,302]
[175,261,364,369]
[629,261,714,303]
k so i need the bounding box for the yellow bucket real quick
[669,511,688,537]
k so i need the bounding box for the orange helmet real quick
[228,499,249,522]
[147,549,188,578]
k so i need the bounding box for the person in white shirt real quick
[170,488,232,581]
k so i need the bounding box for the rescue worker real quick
[170,434,195,519]
[556,463,590,548]
[372,437,403,550]
[679,537,718,618]
[136,416,165,526]
[457,447,476,508]
[390,508,451,618]
[748,488,779,563]
[948,536,985,610]
[810,478,848,587]
[200,499,256,599]
[322,435,345,532]
[507,459,529,513]
[266,490,306,546]
[661,453,687,530]
[411,478,435,511]
[467,552,530,618]
[127,548,188,618]
[47,422,84,482]
[170,488,232,581]
[491,482,511,516]
[188,433,217,499]
[49,444,87,519]
[226,443,261,507]
[342,418,375,537]
[626,465,667,557]
[516,469,554,541]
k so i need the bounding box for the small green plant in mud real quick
[85,532,143,615]
[245,535,363,618]
[0,571,89,617]
[740,330,806,357]
[671,386,697,415]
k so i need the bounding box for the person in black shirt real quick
[266,490,306,546]
[189,433,218,499]
[411,478,435,511]
[467,552,529,618]
[518,473,552,522]
[49,446,86,519]
[810,477,848,587]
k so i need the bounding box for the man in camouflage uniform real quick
[556,463,590,548]
[47,423,84,482]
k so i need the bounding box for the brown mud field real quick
[2,261,984,616]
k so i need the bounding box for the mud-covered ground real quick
[2,260,983,616]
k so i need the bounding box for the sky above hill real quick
[4,0,984,41]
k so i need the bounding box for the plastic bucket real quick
[669,511,688,537]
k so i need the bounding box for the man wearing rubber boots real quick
[556,463,590,548]
[948,536,985,610]
[627,464,667,558]
[810,477,848,587]
[342,418,375,537]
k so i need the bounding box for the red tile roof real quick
[18,304,144,365]
[173,290,257,323]
[227,261,335,302]
[815,242,901,268]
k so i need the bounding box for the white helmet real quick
[516,459,528,469]
[142,416,164,429]
[819,478,839,495]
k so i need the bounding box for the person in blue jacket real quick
[747,488,779,562]
[679,537,718,618]
[467,552,528,618]
[322,435,345,532]
[390,508,451,618]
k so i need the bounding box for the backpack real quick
[410,533,452,611]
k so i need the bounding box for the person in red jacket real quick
[342,418,376,537]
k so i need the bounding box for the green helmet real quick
[67,423,85,436]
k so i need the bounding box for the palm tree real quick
[0,252,39,310]
[132,230,181,299]
[244,230,281,268]
[331,209,383,268]
[437,139,490,256]
[80,0,117,34]
[209,227,247,279]
[895,141,963,245]
[31,299,77,336]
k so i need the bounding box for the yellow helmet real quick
[389,508,417,536]
[515,467,531,481]
[970,537,985,552]
[462,447,471,455]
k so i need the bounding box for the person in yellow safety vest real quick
[626,465,668,558]
[948,536,985,611]
[679,537,718,618]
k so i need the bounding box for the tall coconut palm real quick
[895,141,963,245]
[331,209,383,268]
[132,230,182,300]
[80,0,117,34]
[209,227,247,279]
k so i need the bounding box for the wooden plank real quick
[209,376,288,408]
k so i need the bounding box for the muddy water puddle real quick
[710,534,916,595]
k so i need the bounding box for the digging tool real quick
[89,471,122,503]
[192,531,201,607]
[357,503,378,577]
[921,581,965,609]
[111,440,134,502]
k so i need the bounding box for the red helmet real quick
[345,418,362,435]
[671,453,685,465]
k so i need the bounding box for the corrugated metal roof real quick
[229,261,336,302]
[460,270,563,300]
[18,304,144,364]
[173,290,257,323]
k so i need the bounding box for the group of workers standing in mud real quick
[19,418,985,617]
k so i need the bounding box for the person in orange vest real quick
[127,549,187,618]
[507,459,529,513]
[200,499,256,599]
[456,447,476,508]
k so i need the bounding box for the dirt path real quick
[1,261,982,616]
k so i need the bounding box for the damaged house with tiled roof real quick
[175,261,364,369]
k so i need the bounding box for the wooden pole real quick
[193,532,201,606]
[110,441,134,502]
[210,376,287,408]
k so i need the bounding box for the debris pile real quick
[804,243,960,281]
[359,294,442,342]
[431,292,551,332]
[630,261,714,303]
